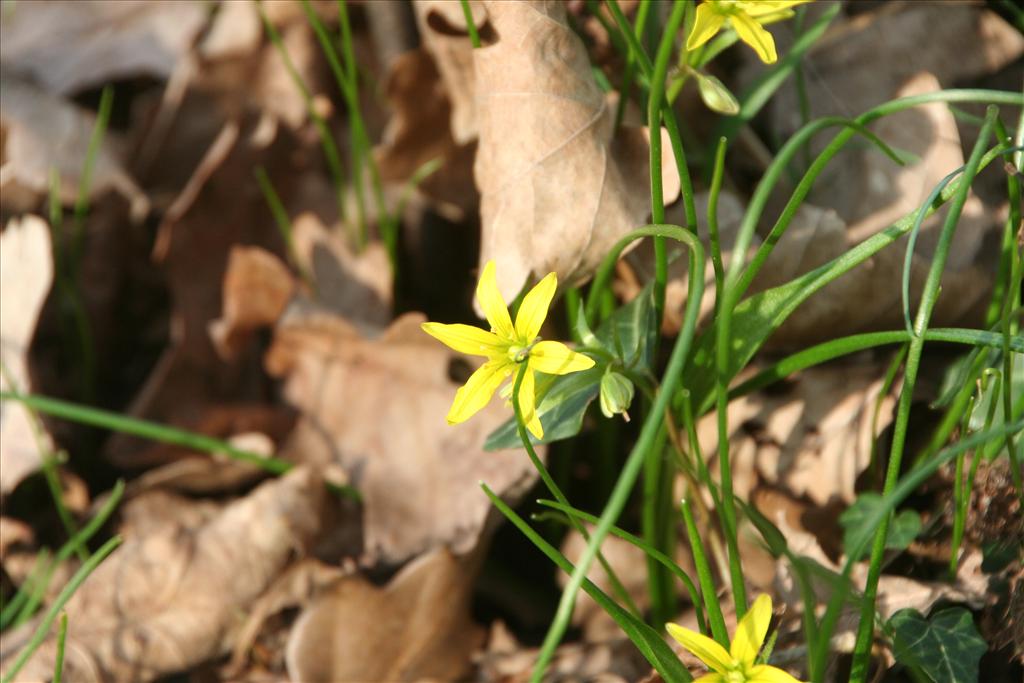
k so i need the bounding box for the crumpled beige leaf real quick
[699,360,896,506]
[0,0,207,96]
[285,547,484,682]
[0,215,54,495]
[0,78,149,218]
[266,310,538,565]
[474,0,680,302]
[0,467,326,683]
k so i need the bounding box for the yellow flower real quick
[421,261,595,439]
[687,1,812,64]
[666,594,803,683]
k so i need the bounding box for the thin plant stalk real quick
[459,0,481,48]
[53,613,68,683]
[680,497,729,646]
[1,536,122,683]
[253,166,316,292]
[847,106,998,682]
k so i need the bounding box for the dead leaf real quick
[266,310,538,565]
[473,0,680,302]
[0,77,149,218]
[0,467,326,683]
[0,215,55,495]
[698,359,896,506]
[285,547,484,682]
[209,246,297,360]
[0,0,207,96]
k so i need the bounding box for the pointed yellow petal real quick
[528,341,595,375]
[747,664,804,683]
[731,11,778,63]
[731,593,772,665]
[476,260,514,339]
[738,1,811,18]
[665,623,731,674]
[447,360,511,425]
[693,674,725,683]
[514,272,557,341]
[686,3,727,52]
[517,367,543,439]
[422,322,504,357]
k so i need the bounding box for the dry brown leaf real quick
[0,467,326,683]
[209,245,297,360]
[412,0,485,145]
[0,215,54,495]
[473,0,680,302]
[375,47,479,220]
[0,78,148,218]
[266,310,539,565]
[0,0,207,96]
[285,547,484,682]
[698,359,896,506]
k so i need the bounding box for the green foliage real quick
[840,494,921,560]
[889,607,987,683]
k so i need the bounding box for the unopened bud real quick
[600,370,635,421]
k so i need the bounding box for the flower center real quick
[507,338,539,363]
[724,669,747,683]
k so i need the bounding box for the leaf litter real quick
[0,1,1022,681]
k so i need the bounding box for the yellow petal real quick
[747,664,804,683]
[738,0,811,18]
[687,3,727,52]
[421,322,504,357]
[514,271,557,341]
[693,674,725,683]
[731,593,772,665]
[447,360,511,425]
[528,341,595,375]
[731,11,778,63]
[665,623,731,674]
[477,260,514,339]
[516,367,543,439]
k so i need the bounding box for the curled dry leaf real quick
[0,0,207,96]
[473,0,680,302]
[0,467,326,683]
[266,310,538,565]
[285,547,484,682]
[698,359,896,507]
[0,78,148,218]
[0,215,54,496]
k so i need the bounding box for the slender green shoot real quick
[1,536,122,683]
[253,166,315,291]
[52,613,68,683]
[460,0,481,48]
[73,85,113,261]
[680,498,729,646]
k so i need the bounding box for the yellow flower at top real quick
[421,261,594,439]
[687,1,812,64]
[666,594,803,683]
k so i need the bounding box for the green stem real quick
[847,106,998,682]
[459,0,481,48]
[680,497,729,646]
[53,612,68,683]
[532,227,704,681]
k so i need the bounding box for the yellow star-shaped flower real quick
[687,1,812,64]
[667,594,803,683]
[421,261,595,439]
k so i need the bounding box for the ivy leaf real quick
[840,493,921,560]
[889,607,987,683]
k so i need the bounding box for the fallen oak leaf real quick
[473,0,680,302]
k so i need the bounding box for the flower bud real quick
[600,370,635,421]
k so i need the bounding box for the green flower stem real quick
[707,137,728,314]
[510,364,643,620]
[646,0,687,327]
[536,499,707,635]
[1,536,122,683]
[532,227,704,682]
[680,497,729,646]
[642,426,675,627]
[459,0,481,48]
[612,0,652,130]
[258,2,350,242]
[847,106,999,683]
[52,612,68,683]
[483,485,692,682]
[254,166,316,292]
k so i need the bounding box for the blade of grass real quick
[253,166,315,291]
[680,498,729,646]
[52,613,68,683]
[1,535,122,683]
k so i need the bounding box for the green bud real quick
[600,369,635,421]
[694,70,740,115]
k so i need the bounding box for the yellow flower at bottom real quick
[687,1,812,64]
[666,594,803,683]
[421,261,594,439]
